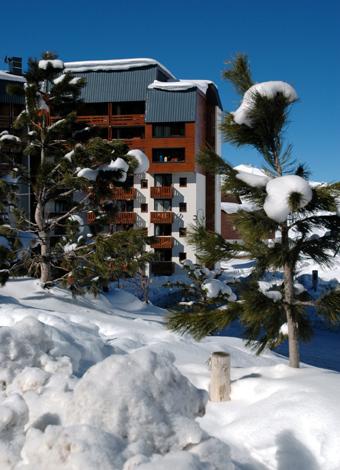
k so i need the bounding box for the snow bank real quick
[264,175,313,223]
[148,79,214,95]
[64,58,175,78]
[232,81,298,126]
[127,149,149,174]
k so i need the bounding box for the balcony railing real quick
[150,186,173,199]
[77,115,109,126]
[115,212,136,224]
[150,261,175,276]
[87,211,97,224]
[150,212,173,224]
[110,114,144,126]
[151,236,174,249]
[111,187,136,200]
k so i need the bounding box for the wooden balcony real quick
[150,212,174,224]
[115,212,136,224]
[150,186,173,199]
[110,114,144,126]
[111,187,136,200]
[77,115,109,126]
[87,211,97,224]
[150,261,175,276]
[151,236,174,249]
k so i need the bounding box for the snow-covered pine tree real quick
[0,132,22,284]
[167,260,236,338]
[6,52,151,288]
[168,54,340,368]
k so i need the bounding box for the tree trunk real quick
[35,199,52,284]
[284,262,300,368]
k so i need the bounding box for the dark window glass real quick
[179,227,187,237]
[154,174,172,186]
[155,248,172,261]
[154,224,172,236]
[111,127,144,139]
[179,202,187,212]
[111,102,145,115]
[152,148,185,163]
[141,179,148,188]
[117,200,134,212]
[154,199,172,211]
[76,102,108,115]
[179,177,187,187]
[141,203,148,213]
[152,123,185,138]
[179,252,187,261]
[96,127,108,139]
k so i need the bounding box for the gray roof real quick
[145,89,197,123]
[75,65,160,103]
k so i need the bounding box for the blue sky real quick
[1,0,339,181]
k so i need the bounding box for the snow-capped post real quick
[209,352,231,402]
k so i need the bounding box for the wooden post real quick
[209,352,231,402]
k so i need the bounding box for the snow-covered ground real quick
[0,269,339,469]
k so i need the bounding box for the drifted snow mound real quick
[68,349,207,456]
[127,149,149,174]
[0,394,28,469]
[232,81,298,127]
[0,316,113,383]
[264,175,313,223]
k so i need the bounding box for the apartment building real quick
[64,58,223,275]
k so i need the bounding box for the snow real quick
[77,168,98,181]
[69,76,83,85]
[0,276,339,469]
[221,201,258,214]
[38,59,64,70]
[264,175,313,223]
[148,79,214,95]
[236,170,271,188]
[0,134,21,143]
[232,81,298,126]
[64,58,175,78]
[52,74,66,85]
[202,279,233,299]
[77,159,129,182]
[127,149,149,174]
[279,323,289,336]
[0,71,25,83]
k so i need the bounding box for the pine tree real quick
[5,52,150,288]
[168,54,340,368]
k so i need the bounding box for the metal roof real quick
[145,89,197,123]
[74,65,160,103]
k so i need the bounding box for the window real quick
[152,123,185,138]
[179,202,187,212]
[179,177,187,187]
[117,200,134,212]
[141,179,148,189]
[179,227,187,237]
[152,148,185,163]
[111,127,145,139]
[111,102,145,115]
[155,224,172,236]
[76,102,108,115]
[179,252,187,261]
[154,174,172,186]
[155,248,172,261]
[154,199,172,211]
[141,203,148,213]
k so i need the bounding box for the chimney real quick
[4,56,22,76]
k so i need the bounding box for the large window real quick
[111,127,144,139]
[111,102,145,115]
[76,102,108,115]
[154,199,172,211]
[117,200,134,212]
[152,123,185,138]
[154,224,172,236]
[152,148,185,163]
[154,174,172,186]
